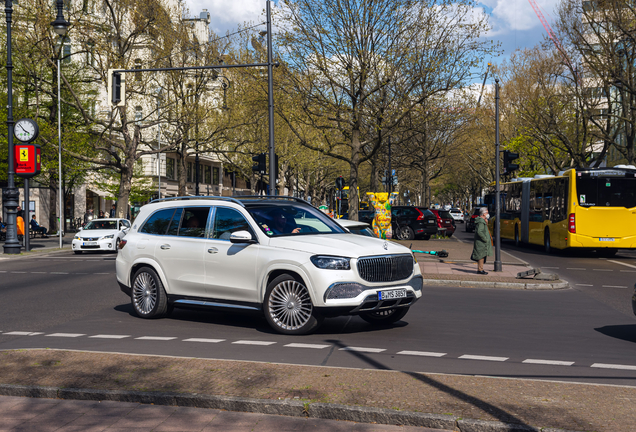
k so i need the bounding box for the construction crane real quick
[527,0,577,75]
[476,62,491,107]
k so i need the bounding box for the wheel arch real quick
[262,265,314,304]
[130,258,171,294]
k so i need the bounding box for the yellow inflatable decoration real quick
[366,192,398,239]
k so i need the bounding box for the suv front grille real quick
[357,254,413,283]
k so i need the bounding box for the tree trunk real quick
[178,149,188,196]
[116,163,133,219]
[348,129,361,221]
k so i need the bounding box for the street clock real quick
[14,118,39,143]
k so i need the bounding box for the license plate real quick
[428,219,435,223]
[83,241,98,246]
[378,289,407,300]
[599,238,615,242]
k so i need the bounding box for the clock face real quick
[14,119,38,142]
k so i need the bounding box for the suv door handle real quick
[207,247,218,254]
[160,244,171,250]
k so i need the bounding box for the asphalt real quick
[0,234,610,432]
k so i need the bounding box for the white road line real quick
[575,284,594,287]
[602,285,627,289]
[232,340,276,346]
[608,260,636,270]
[73,273,89,275]
[593,269,613,272]
[542,267,559,269]
[566,268,586,270]
[50,272,69,274]
[397,350,446,357]
[11,271,27,273]
[93,273,110,275]
[284,343,330,349]
[0,271,5,273]
[459,355,508,362]
[619,270,636,273]
[30,272,47,274]
[339,347,386,353]
[89,335,130,339]
[591,363,636,371]
[135,336,177,341]
[183,338,225,343]
[46,333,85,338]
[523,359,574,366]
[3,331,42,336]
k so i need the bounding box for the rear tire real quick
[360,307,410,325]
[399,226,415,240]
[131,267,168,319]
[264,274,323,335]
[544,229,551,254]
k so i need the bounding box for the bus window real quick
[577,175,636,207]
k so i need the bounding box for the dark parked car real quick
[430,209,456,237]
[465,206,488,233]
[390,206,438,240]
[358,210,375,225]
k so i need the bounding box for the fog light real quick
[107,243,112,248]
[325,282,365,300]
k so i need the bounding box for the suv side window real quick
[212,207,254,241]
[139,209,176,235]
[166,208,184,236]
[179,207,210,238]
[121,220,131,228]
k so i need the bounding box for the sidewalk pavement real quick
[0,349,633,431]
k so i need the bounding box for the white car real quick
[449,208,464,223]
[116,197,422,335]
[335,219,377,237]
[73,218,131,254]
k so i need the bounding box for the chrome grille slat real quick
[357,254,413,283]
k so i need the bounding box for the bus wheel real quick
[544,229,551,254]
[514,226,520,247]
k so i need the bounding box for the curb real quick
[422,279,570,290]
[0,246,72,259]
[0,384,583,432]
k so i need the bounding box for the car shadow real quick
[594,324,636,344]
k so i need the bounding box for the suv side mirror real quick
[230,230,256,244]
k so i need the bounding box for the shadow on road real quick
[595,324,636,344]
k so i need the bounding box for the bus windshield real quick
[577,175,636,208]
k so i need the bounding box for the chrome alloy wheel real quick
[133,272,157,315]
[268,280,313,331]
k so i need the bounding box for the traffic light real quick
[252,153,267,173]
[503,150,519,174]
[108,69,126,107]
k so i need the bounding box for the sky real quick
[183,0,562,83]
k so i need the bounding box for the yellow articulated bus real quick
[486,166,636,254]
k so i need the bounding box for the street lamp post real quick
[52,0,69,249]
[3,0,21,254]
[494,78,502,272]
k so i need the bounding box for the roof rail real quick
[236,195,313,206]
[150,196,245,207]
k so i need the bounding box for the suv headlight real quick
[73,235,80,240]
[310,255,351,270]
[102,234,115,239]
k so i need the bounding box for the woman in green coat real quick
[471,207,493,274]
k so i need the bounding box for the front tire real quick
[131,267,168,319]
[264,274,323,335]
[360,307,410,325]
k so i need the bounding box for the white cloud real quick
[480,0,560,34]
[184,0,266,36]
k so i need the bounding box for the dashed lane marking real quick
[459,355,508,362]
[93,273,110,275]
[183,338,225,343]
[3,331,43,336]
[135,336,177,341]
[50,272,69,274]
[602,285,627,288]
[232,340,276,346]
[522,359,574,366]
[608,260,636,270]
[542,267,559,269]
[397,351,446,357]
[593,269,613,272]
[592,363,636,371]
[46,333,85,338]
[576,284,594,287]
[339,347,386,353]
[285,343,330,349]
[566,268,586,270]
[620,270,636,273]
[10,272,27,274]
[89,335,130,339]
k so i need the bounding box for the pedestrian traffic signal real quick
[252,153,266,173]
[503,150,519,174]
[108,69,126,107]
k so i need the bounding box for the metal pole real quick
[2,0,21,254]
[58,54,63,248]
[494,78,502,272]
[24,179,29,252]
[266,0,276,195]
[157,90,161,200]
[388,137,392,194]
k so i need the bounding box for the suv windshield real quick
[438,211,452,219]
[246,204,346,237]
[84,220,117,230]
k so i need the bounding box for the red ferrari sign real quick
[15,144,41,179]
